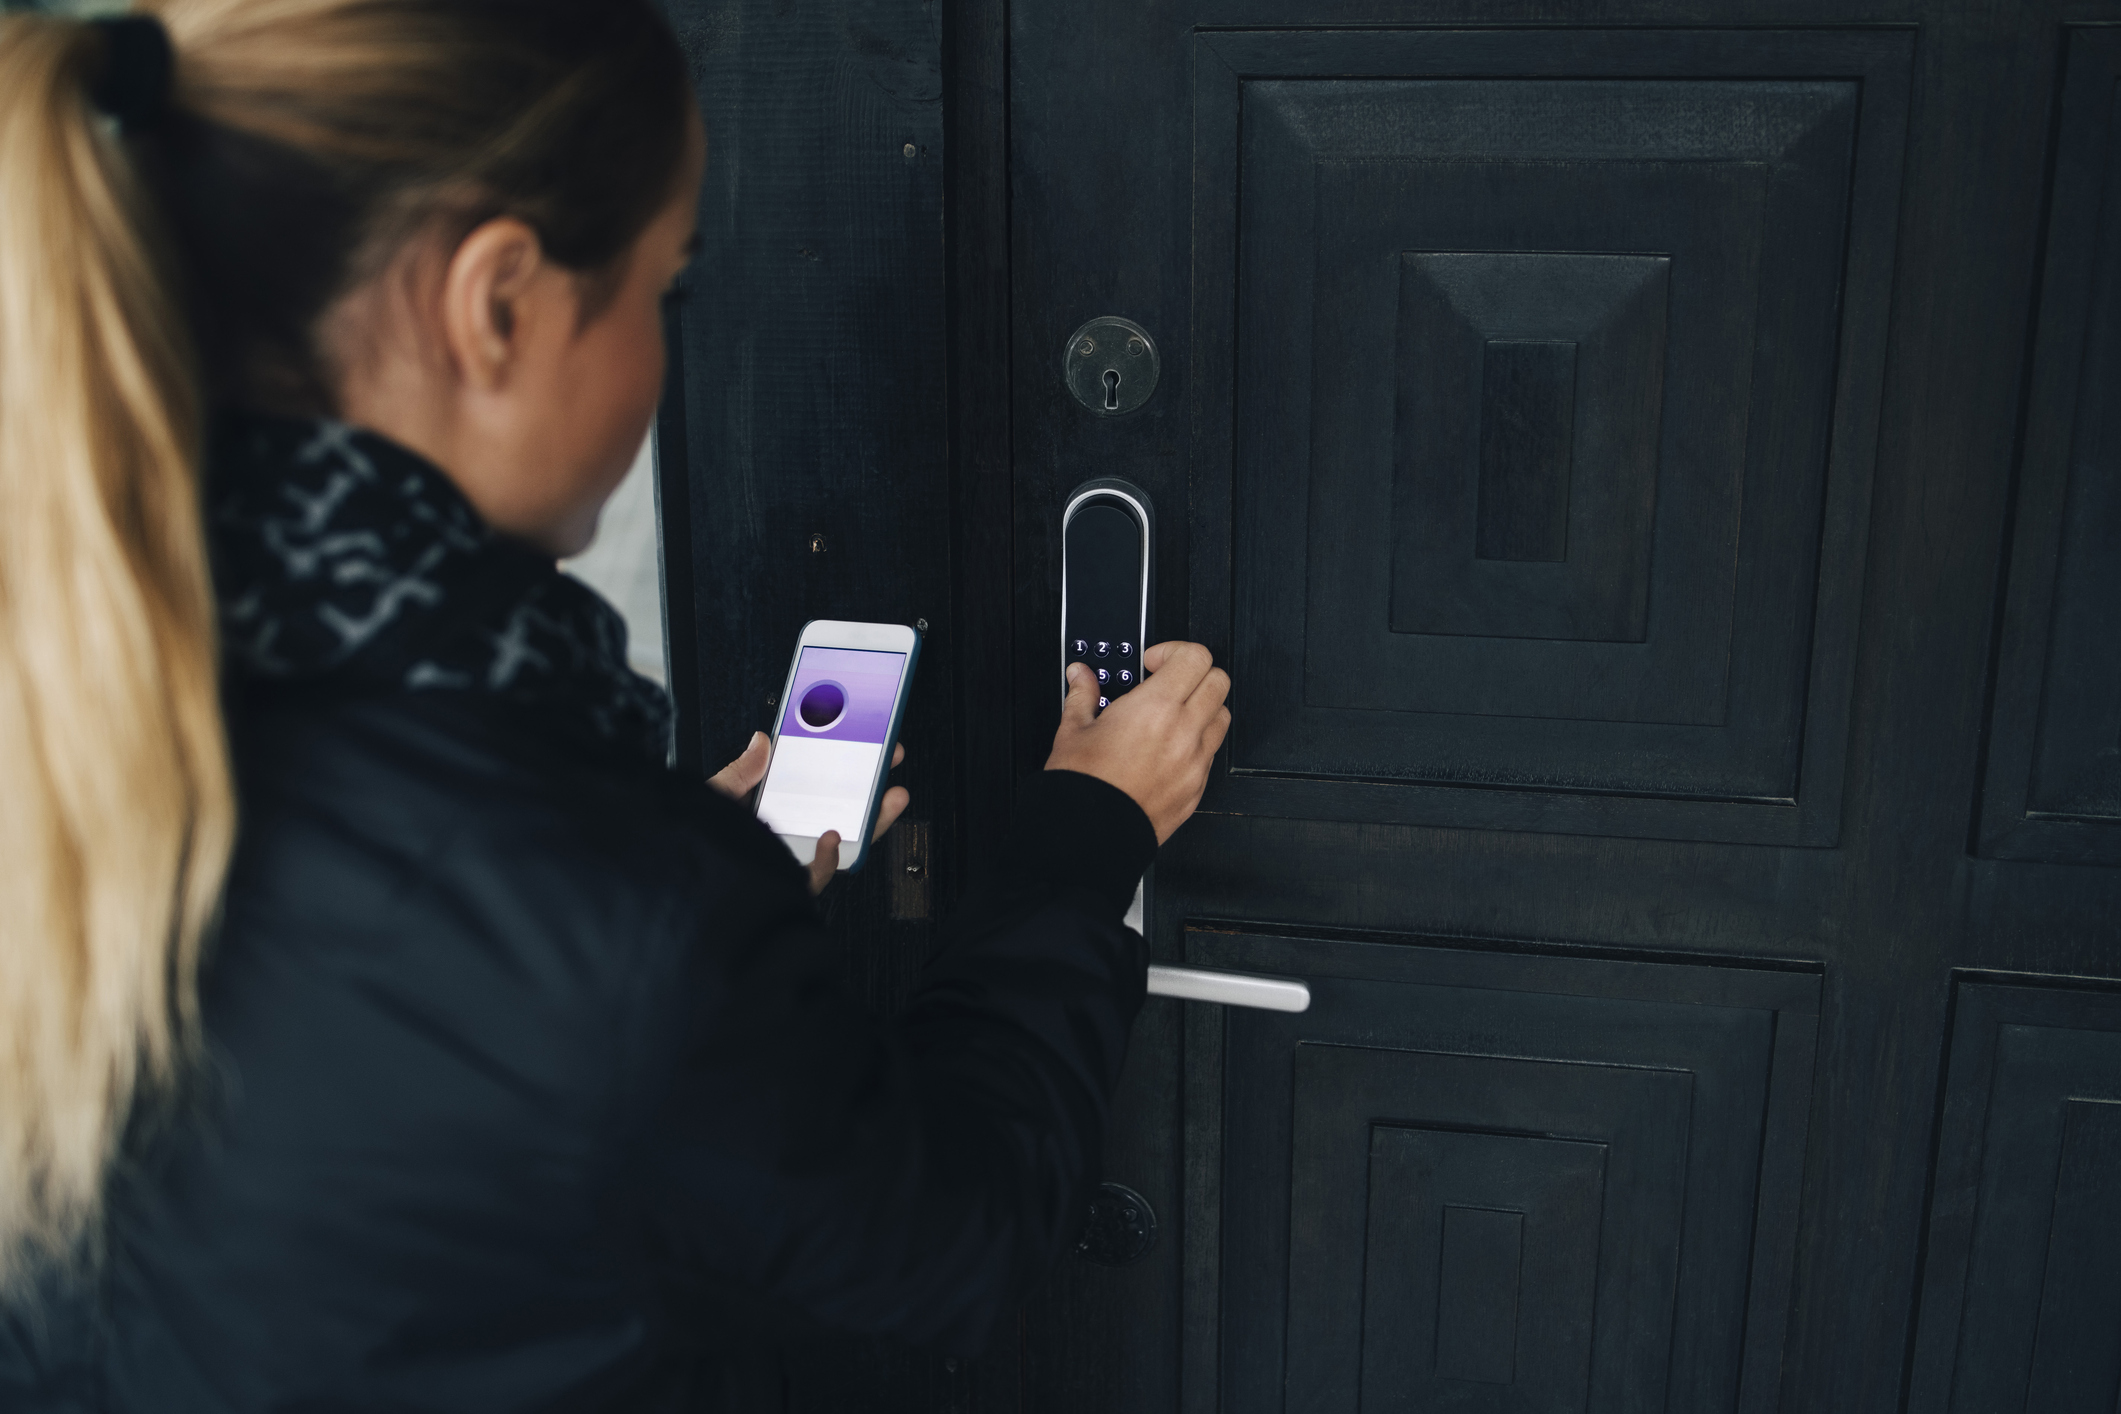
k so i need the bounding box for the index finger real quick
[1140,640,1216,698]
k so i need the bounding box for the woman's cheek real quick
[629,311,667,432]
[579,308,665,492]
[605,304,665,435]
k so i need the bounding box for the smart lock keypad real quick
[1071,634,1140,712]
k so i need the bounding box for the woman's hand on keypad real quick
[1046,641,1230,844]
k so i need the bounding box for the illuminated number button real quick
[1117,669,1133,685]
[1095,641,1110,657]
[1095,668,1110,684]
[1097,696,1110,710]
[1118,642,1134,657]
[1072,638,1088,657]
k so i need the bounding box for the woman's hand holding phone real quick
[1044,641,1231,844]
[712,733,910,894]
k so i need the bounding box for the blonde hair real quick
[0,0,689,1295]
[0,12,231,1295]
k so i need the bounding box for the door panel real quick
[652,0,2121,1405]
[1907,981,2121,1413]
[1979,27,2121,865]
[1181,932,1817,1414]
[998,5,2121,1414]
[1192,30,1911,845]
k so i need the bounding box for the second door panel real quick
[1183,930,1819,1414]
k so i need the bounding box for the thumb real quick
[808,831,841,894]
[1061,661,1100,731]
[709,730,772,798]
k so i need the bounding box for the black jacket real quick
[2,683,1155,1411]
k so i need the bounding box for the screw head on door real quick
[1063,315,1160,416]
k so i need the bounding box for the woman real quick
[0,2,1230,1407]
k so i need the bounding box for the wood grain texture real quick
[943,0,1018,892]
[1907,980,2121,1414]
[1978,27,2121,865]
[1475,338,1579,566]
[1431,1202,1532,1386]
[658,0,1017,1408]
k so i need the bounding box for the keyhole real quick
[1103,367,1121,411]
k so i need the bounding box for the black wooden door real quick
[1001,5,2121,1411]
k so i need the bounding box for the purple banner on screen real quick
[779,647,906,745]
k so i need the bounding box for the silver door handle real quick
[1146,964,1310,1012]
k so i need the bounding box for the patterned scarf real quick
[208,414,673,766]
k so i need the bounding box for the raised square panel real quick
[1190,31,1910,844]
[1476,343,1579,568]
[1182,929,1820,1414]
[1294,132,1779,735]
[1979,29,2121,864]
[1431,1195,1549,1386]
[1295,1049,1682,1414]
[1907,979,2121,1413]
[1397,253,1670,643]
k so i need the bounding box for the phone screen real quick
[755,645,910,844]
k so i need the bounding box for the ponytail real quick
[0,13,232,1292]
[0,0,689,1299]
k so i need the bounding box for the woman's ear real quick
[439,217,548,391]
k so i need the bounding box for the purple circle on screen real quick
[798,680,848,730]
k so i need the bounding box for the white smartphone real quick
[753,619,921,873]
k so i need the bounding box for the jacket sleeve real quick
[638,769,1157,1354]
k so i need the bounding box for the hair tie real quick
[88,15,174,134]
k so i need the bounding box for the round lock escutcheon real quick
[1064,317,1159,417]
[1073,1181,1158,1266]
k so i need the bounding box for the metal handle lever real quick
[1146,964,1310,1013]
